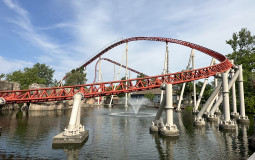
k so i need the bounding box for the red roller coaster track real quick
[0,37,232,104]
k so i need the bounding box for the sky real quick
[0,0,255,84]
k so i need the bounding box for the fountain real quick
[128,98,149,114]
[109,97,155,117]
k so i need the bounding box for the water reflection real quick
[0,108,253,159]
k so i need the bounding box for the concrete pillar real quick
[52,93,89,145]
[194,59,215,114]
[208,69,240,118]
[192,49,197,108]
[237,65,250,124]
[165,84,173,126]
[222,72,231,122]
[150,93,166,132]
[230,66,239,118]
[160,42,169,105]
[159,84,179,137]
[214,77,221,115]
[176,50,193,111]
[219,72,235,131]
[66,93,84,134]
[125,43,128,108]
[98,56,102,105]
[193,81,222,126]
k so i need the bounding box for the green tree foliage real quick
[184,82,193,105]
[196,81,213,104]
[0,73,5,80]
[64,68,87,86]
[144,92,155,102]
[5,63,54,89]
[226,28,255,112]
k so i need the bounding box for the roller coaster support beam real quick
[52,93,88,145]
[208,68,240,121]
[150,92,166,132]
[125,43,128,108]
[219,72,235,131]
[193,58,215,114]
[159,83,179,137]
[214,73,221,115]
[237,65,250,124]
[160,42,169,105]
[176,50,193,111]
[230,60,239,118]
[192,49,197,109]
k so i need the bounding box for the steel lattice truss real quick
[0,37,232,104]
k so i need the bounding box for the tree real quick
[226,28,255,112]
[184,82,193,106]
[32,63,54,86]
[196,81,213,104]
[64,68,87,86]
[5,63,54,89]
[0,73,5,80]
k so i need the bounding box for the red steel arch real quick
[0,37,233,104]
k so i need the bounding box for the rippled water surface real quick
[0,106,254,159]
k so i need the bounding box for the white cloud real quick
[0,56,33,74]
[1,0,255,84]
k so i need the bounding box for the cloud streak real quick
[1,0,255,84]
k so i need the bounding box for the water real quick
[0,107,254,159]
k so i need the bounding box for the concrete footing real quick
[230,112,239,119]
[150,126,159,132]
[237,116,250,124]
[52,130,89,145]
[203,112,209,118]
[159,125,179,137]
[192,110,199,115]
[219,120,235,131]
[175,108,182,112]
[215,110,222,115]
[149,120,164,133]
[207,115,218,122]
[193,117,206,126]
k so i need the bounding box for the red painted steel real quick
[0,37,233,104]
[93,58,148,83]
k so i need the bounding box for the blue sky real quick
[0,0,255,83]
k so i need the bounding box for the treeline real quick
[226,28,255,112]
[0,63,87,89]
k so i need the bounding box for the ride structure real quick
[0,37,232,104]
[1,36,248,138]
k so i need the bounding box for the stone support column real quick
[237,65,250,124]
[219,73,235,131]
[159,84,179,137]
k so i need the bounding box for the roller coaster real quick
[0,37,232,104]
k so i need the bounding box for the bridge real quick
[0,37,232,104]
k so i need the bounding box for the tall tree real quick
[64,68,87,86]
[5,63,54,89]
[226,28,255,112]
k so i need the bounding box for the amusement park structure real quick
[0,37,249,141]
